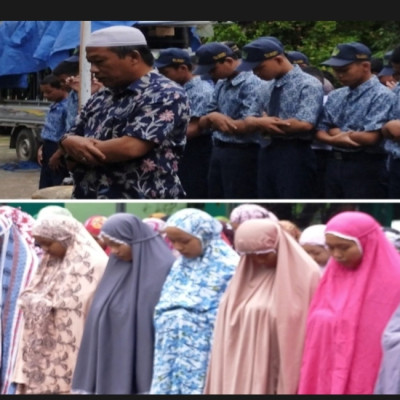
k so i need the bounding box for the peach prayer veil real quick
[204,218,321,394]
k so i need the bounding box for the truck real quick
[0,99,48,161]
[0,21,214,161]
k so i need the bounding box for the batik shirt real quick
[261,64,324,141]
[205,71,267,144]
[183,76,213,120]
[69,70,190,199]
[40,98,68,142]
[318,74,395,153]
[384,84,400,158]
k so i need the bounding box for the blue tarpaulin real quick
[0,161,40,170]
[0,21,205,84]
[0,21,136,77]
[0,21,50,75]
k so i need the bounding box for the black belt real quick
[270,138,311,145]
[329,150,387,161]
[214,139,259,149]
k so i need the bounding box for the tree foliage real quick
[208,21,400,66]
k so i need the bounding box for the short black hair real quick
[40,74,63,89]
[53,60,80,77]
[391,45,400,64]
[370,57,384,74]
[109,45,155,67]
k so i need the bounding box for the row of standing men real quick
[39,25,400,199]
[165,38,400,200]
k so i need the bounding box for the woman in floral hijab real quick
[12,214,107,394]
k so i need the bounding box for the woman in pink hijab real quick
[204,218,321,394]
[298,211,400,394]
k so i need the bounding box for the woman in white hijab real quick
[299,224,330,274]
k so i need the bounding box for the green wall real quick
[7,202,63,218]
[67,202,188,222]
[6,202,189,223]
[8,202,395,227]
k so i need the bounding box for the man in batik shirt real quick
[60,26,190,199]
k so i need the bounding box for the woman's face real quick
[164,227,202,258]
[302,244,330,267]
[91,234,107,250]
[325,233,362,269]
[34,235,67,258]
[102,237,132,261]
[248,251,277,268]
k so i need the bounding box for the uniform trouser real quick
[208,140,259,199]
[258,139,317,199]
[312,149,331,199]
[387,154,400,199]
[39,140,69,189]
[178,134,212,199]
[325,151,388,199]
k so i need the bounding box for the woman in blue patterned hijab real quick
[150,208,239,394]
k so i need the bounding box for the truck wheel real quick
[16,128,39,162]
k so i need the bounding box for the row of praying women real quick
[1,203,400,394]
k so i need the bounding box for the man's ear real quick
[225,56,236,66]
[129,49,141,63]
[275,54,286,65]
[179,64,190,72]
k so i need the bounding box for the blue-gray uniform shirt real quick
[261,64,324,141]
[384,83,400,158]
[40,98,68,142]
[205,71,268,144]
[65,90,79,132]
[318,74,395,153]
[183,75,214,119]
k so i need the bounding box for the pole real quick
[79,21,91,110]
[116,203,126,213]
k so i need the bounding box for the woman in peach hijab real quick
[204,218,321,394]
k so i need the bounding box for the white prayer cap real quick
[86,26,147,48]
[299,224,327,247]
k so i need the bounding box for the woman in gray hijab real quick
[374,301,400,394]
[71,213,175,394]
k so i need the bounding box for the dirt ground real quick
[0,134,41,199]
